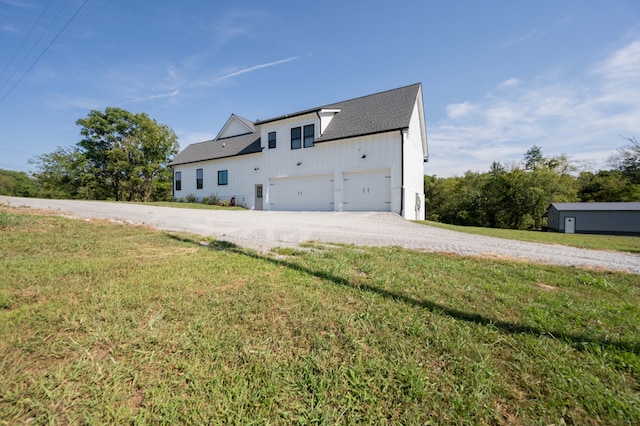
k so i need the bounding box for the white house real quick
[169,83,428,220]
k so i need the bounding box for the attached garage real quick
[268,174,334,211]
[343,169,391,212]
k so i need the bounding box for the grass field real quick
[416,220,640,254]
[1,208,639,424]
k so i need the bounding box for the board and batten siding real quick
[173,153,262,208]
[259,113,403,214]
[402,97,427,220]
[171,84,428,219]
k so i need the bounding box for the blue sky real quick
[0,0,639,177]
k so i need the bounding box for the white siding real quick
[218,116,253,139]
[173,95,426,220]
[173,152,263,208]
[402,98,427,220]
[257,113,401,214]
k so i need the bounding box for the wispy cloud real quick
[190,55,304,88]
[120,89,180,106]
[212,56,302,83]
[592,40,640,81]
[446,101,476,119]
[499,30,539,48]
[0,23,21,35]
[497,78,521,89]
[210,9,273,46]
[428,39,640,177]
[0,0,37,9]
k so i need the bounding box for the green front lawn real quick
[416,220,640,253]
[1,209,639,424]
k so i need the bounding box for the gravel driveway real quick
[2,196,639,274]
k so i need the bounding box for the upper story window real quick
[291,127,301,150]
[268,132,276,149]
[218,170,228,185]
[175,171,181,191]
[303,124,315,148]
[196,168,203,189]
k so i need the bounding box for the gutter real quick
[400,129,405,218]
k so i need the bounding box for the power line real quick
[0,162,35,172]
[0,0,55,85]
[0,0,90,103]
[0,0,68,95]
[0,147,39,156]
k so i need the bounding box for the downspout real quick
[168,165,174,201]
[400,129,405,218]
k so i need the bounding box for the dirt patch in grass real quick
[536,282,557,291]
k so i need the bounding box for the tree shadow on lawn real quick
[166,234,640,355]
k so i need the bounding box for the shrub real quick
[207,194,220,205]
[201,196,209,205]
[186,193,197,203]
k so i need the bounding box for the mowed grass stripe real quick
[416,219,640,254]
[1,209,639,424]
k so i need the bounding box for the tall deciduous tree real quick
[608,136,640,185]
[425,146,579,230]
[32,107,178,201]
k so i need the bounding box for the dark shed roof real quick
[550,202,640,211]
[170,83,421,166]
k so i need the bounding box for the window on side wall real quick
[218,170,228,185]
[303,124,314,148]
[291,127,301,150]
[175,171,181,191]
[268,131,276,149]
[196,168,203,189]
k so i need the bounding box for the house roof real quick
[550,202,640,212]
[169,131,262,166]
[169,83,422,166]
[317,83,421,142]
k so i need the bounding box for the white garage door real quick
[343,169,391,211]
[269,174,334,211]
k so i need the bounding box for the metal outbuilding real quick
[546,202,640,235]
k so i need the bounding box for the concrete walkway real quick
[2,196,639,274]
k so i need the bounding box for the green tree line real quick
[426,140,640,230]
[0,108,179,202]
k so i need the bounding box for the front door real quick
[255,184,263,210]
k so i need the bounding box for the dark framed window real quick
[268,131,276,149]
[218,170,228,185]
[303,124,315,148]
[196,168,203,189]
[291,127,301,150]
[175,171,181,191]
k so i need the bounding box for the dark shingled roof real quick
[169,131,262,166]
[170,83,421,166]
[317,83,421,142]
[550,202,640,211]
